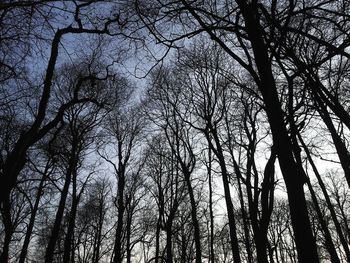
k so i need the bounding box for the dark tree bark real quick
[92,193,105,263]
[237,102,276,263]
[287,104,340,263]
[177,1,319,261]
[112,156,126,263]
[298,133,350,262]
[154,158,164,263]
[205,128,241,263]
[235,3,319,262]
[63,167,89,263]
[0,6,121,209]
[313,90,350,188]
[18,161,51,263]
[45,144,78,263]
[236,173,253,263]
[206,147,215,263]
[181,164,202,263]
[165,160,180,263]
[0,197,13,263]
[305,179,340,263]
[165,203,177,263]
[0,27,64,212]
[311,77,350,132]
[63,170,79,262]
[126,205,132,263]
[155,213,161,263]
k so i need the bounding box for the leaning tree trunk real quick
[313,90,350,188]
[298,133,350,262]
[306,179,340,263]
[236,3,320,262]
[288,96,340,263]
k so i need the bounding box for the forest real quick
[1,1,350,262]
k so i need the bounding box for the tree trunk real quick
[0,197,13,263]
[45,145,77,263]
[92,201,104,263]
[180,227,187,263]
[165,220,174,263]
[313,77,350,131]
[313,90,350,188]
[206,129,241,263]
[0,28,68,208]
[259,147,277,262]
[126,207,132,263]
[182,165,202,263]
[236,3,319,262]
[236,175,253,263]
[234,153,268,263]
[63,169,79,263]
[207,147,216,263]
[19,166,48,263]
[306,179,340,263]
[287,90,340,263]
[112,159,126,263]
[155,216,161,263]
[298,133,350,262]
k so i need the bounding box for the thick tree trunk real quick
[126,233,131,263]
[289,112,339,262]
[164,200,177,263]
[44,174,71,262]
[258,64,319,263]
[0,197,13,263]
[287,92,340,263]
[0,28,68,208]
[165,220,174,263]
[236,3,319,262]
